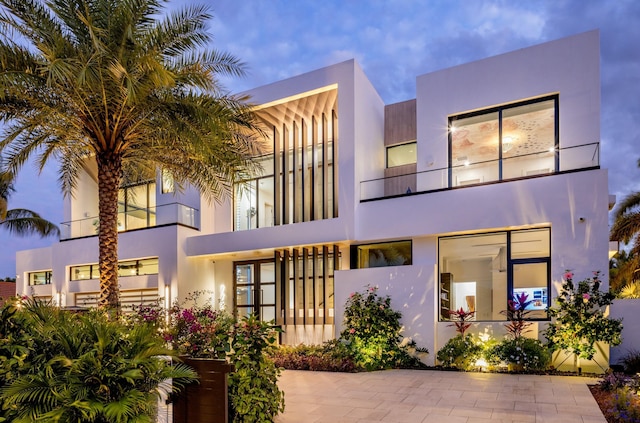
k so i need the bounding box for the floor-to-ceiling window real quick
[438,228,550,321]
[449,95,558,187]
[118,181,156,231]
[233,88,338,231]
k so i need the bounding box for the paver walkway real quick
[274,369,606,423]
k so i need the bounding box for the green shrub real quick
[340,286,427,371]
[621,350,640,375]
[436,334,482,370]
[487,337,550,371]
[545,270,622,363]
[270,342,356,372]
[228,315,285,423]
[0,297,197,423]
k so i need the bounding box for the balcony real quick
[361,142,599,201]
[60,202,200,240]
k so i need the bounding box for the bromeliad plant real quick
[545,270,623,372]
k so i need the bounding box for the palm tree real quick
[0,171,59,237]
[0,0,262,309]
[611,188,640,292]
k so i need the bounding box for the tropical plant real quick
[340,285,427,371]
[0,0,262,309]
[0,171,58,237]
[487,337,550,371]
[436,334,482,370]
[501,291,534,339]
[0,297,197,423]
[448,307,475,336]
[228,314,285,423]
[610,187,640,293]
[619,280,640,299]
[545,270,623,371]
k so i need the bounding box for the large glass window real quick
[351,240,412,268]
[118,181,156,231]
[438,228,550,321]
[29,271,52,286]
[387,142,417,167]
[70,258,158,281]
[449,96,557,187]
[235,156,275,231]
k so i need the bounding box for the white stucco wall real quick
[416,30,600,176]
[610,299,640,366]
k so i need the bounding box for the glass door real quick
[234,260,276,322]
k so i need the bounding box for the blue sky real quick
[1,0,639,277]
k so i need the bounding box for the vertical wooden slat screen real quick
[282,123,290,224]
[332,110,338,218]
[283,249,292,323]
[275,250,284,325]
[293,121,301,223]
[302,119,310,222]
[311,116,317,221]
[273,125,281,226]
[302,247,312,325]
[313,247,323,325]
[323,245,333,324]
[322,113,329,219]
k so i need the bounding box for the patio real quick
[274,369,606,423]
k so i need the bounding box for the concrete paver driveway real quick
[275,369,605,423]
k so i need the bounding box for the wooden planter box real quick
[173,357,234,423]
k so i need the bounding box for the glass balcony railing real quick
[361,142,599,201]
[60,202,200,240]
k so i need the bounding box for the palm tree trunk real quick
[97,152,122,310]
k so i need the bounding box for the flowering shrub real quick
[168,300,234,359]
[341,285,427,371]
[545,270,623,362]
[130,291,234,359]
[487,337,550,371]
[436,334,482,370]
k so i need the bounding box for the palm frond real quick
[1,208,60,237]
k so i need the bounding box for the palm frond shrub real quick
[0,297,197,422]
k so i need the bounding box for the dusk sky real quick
[1,0,639,277]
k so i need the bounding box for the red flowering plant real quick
[501,292,533,339]
[166,291,234,359]
[448,307,475,336]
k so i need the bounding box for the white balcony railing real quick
[361,142,599,201]
[60,203,199,240]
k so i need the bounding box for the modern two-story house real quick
[16,30,614,370]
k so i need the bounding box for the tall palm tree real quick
[0,171,59,237]
[610,188,640,292]
[0,0,262,309]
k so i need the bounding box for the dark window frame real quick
[448,95,559,187]
[438,228,551,322]
[350,240,413,269]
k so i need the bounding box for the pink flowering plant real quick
[130,291,234,359]
[167,291,234,359]
[544,270,623,365]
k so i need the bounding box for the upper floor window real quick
[29,271,52,286]
[386,142,416,168]
[119,181,156,230]
[449,95,558,187]
[351,240,412,269]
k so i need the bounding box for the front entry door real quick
[234,260,276,322]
